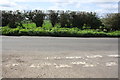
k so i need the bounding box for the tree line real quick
[1,10,120,31]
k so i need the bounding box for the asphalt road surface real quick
[2,36,119,78]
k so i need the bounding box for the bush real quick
[77,30,107,37]
[1,26,120,37]
[8,28,20,36]
[107,31,120,37]
[1,26,11,35]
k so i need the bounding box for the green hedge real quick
[0,27,120,37]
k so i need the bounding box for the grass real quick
[0,20,120,37]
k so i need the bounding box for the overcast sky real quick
[0,0,119,15]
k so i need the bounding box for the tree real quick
[2,11,10,26]
[2,10,24,28]
[102,13,120,31]
[86,12,102,29]
[25,10,45,27]
[59,11,71,28]
[48,10,59,27]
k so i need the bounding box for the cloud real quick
[48,0,82,11]
[0,0,30,10]
[0,0,17,8]
[0,0,119,14]
[13,0,60,3]
[96,2,118,13]
[0,4,11,7]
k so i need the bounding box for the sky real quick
[0,0,119,15]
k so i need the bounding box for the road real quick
[2,36,119,78]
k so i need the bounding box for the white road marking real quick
[42,62,52,66]
[86,55,102,58]
[53,57,62,60]
[55,64,72,68]
[66,56,82,59]
[30,64,36,68]
[108,55,120,58]
[71,62,86,65]
[45,56,82,60]
[106,62,117,67]
[12,63,19,66]
[83,64,95,67]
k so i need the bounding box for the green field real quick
[1,20,120,37]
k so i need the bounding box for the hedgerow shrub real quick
[8,28,20,36]
[107,31,120,37]
[1,26,120,37]
[77,30,107,37]
[1,26,11,35]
